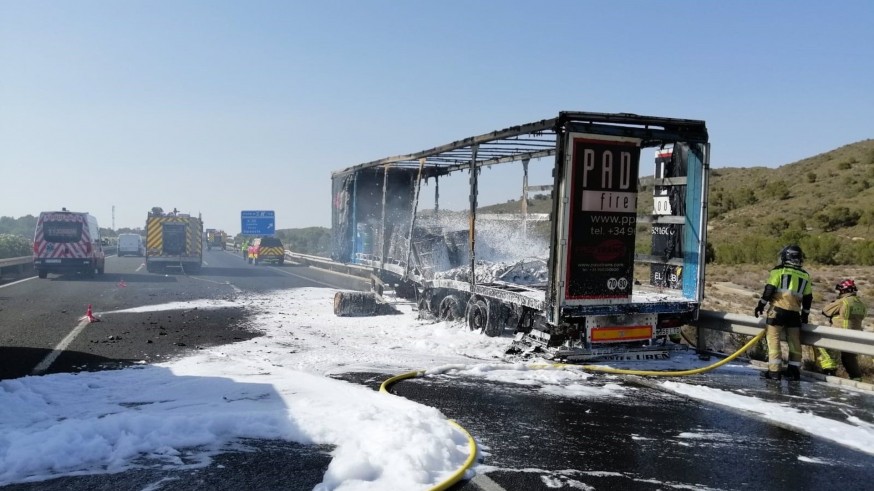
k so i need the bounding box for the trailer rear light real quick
[590,325,653,343]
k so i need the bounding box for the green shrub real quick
[0,234,32,259]
[764,180,791,200]
[815,207,861,231]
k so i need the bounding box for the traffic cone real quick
[85,304,100,323]
[118,278,127,288]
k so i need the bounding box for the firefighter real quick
[241,238,249,259]
[754,245,813,381]
[817,279,867,380]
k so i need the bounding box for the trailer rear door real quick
[555,133,643,307]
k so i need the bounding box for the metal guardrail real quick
[285,251,375,279]
[0,256,31,268]
[697,310,874,356]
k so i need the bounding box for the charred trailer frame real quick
[330,111,710,362]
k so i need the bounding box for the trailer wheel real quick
[466,299,489,333]
[38,270,48,279]
[438,295,463,322]
[482,302,505,338]
[416,288,433,317]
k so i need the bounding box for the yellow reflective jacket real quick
[764,265,813,312]
[822,293,867,330]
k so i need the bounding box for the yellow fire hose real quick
[380,370,479,491]
[380,330,764,489]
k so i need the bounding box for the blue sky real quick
[2,1,872,232]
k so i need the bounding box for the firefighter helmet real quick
[779,245,804,266]
[836,279,857,294]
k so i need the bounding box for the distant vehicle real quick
[145,208,203,274]
[33,208,106,279]
[206,229,226,251]
[117,233,145,257]
[248,237,285,265]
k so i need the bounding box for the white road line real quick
[268,265,365,289]
[32,317,91,374]
[136,263,145,272]
[471,474,508,491]
[188,274,242,292]
[202,260,209,266]
[0,276,37,289]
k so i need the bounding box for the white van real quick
[117,233,145,257]
[33,209,106,278]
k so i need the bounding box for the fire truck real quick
[326,111,710,362]
[206,229,226,250]
[145,208,203,274]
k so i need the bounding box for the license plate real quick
[44,259,61,264]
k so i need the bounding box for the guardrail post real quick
[696,323,711,360]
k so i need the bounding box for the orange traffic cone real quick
[118,278,127,288]
[85,304,100,323]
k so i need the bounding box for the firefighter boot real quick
[761,370,782,381]
[786,365,801,382]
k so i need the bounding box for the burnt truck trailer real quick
[330,111,709,362]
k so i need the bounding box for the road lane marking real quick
[32,317,91,375]
[187,274,243,293]
[471,474,507,491]
[267,265,361,288]
[202,260,209,266]
[0,276,37,289]
[136,263,145,272]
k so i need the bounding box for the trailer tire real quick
[38,270,47,279]
[438,295,463,322]
[482,302,504,338]
[466,299,490,333]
